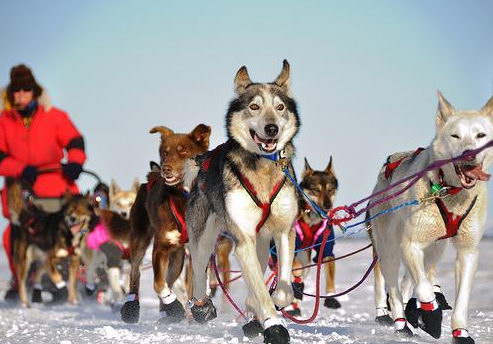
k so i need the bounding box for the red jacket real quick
[0,102,86,201]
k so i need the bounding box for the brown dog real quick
[120,124,211,324]
[7,178,94,306]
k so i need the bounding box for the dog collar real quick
[261,152,280,161]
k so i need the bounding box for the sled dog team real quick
[8,60,493,344]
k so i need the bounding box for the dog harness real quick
[295,217,327,249]
[432,169,477,240]
[146,180,189,244]
[201,142,287,233]
[383,148,478,240]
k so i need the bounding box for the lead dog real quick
[368,92,493,343]
[185,60,299,344]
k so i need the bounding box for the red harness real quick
[169,196,188,244]
[384,147,425,179]
[383,148,477,240]
[201,143,286,233]
[433,169,477,240]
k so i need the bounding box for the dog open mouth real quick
[68,218,88,235]
[250,129,278,153]
[454,163,491,189]
[163,174,182,186]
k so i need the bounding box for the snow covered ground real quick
[0,239,492,344]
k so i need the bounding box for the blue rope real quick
[283,167,328,219]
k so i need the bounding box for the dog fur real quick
[185,60,300,341]
[120,124,211,323]
[368,92,493,341]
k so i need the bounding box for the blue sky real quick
[1,0,493,232]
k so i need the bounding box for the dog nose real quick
[264,124,279,137]
[120,211,127,218]
[69,215,76,223]
[162,165,173,174]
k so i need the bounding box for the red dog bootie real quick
[453,329,475,344]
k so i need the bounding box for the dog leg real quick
[218,238,233,293]
[121,232,152,323]
[68,255,80,304]
[374,259,393,325]
[271,229,294,309]
[402,240,442,339]
[16,244,32,307]
[424,242,452,311]
[450,244,479,343]
[153,245,186,323]
[31,261,46,303]
[47,256,68,304]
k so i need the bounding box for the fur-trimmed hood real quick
[0,86,52,112]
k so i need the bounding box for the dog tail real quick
[183,158,200,190]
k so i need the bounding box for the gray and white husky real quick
[369,92,493,343]
[184,60,300,344]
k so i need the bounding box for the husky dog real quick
[185,60,300,344]
[82,179,139,308]
[368,92,493,343]
[284,157,340,316]
[120,124,211,324]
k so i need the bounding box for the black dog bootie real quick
[263,324,290,344]
[189,298,217,323]
[405,298,442,339]
[452,329,475,344]
[121,298,140,323]
[242,319,263,338]
[158,297,185,323]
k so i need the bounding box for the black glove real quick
[62,163,83,181]
[21,165,38,184]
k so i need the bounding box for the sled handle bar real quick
[38,167,103,184]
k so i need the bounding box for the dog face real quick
[109,178,139,219]
[63,193,94,235]
[150,124,211,186]
[300,157,338,211]
[433,92,493,189]
[226,60,300,155]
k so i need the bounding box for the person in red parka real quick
[0,64,86,301]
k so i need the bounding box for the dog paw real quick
[418,307,443,339]
[263,322,290,344]
[453,329,475,344]
[271,281,294,309]
[394,318,414,337]
[404,298,419,328]
[435,292,452,310]
[189,298,217,323]
[31,288,42,303]
[120,300,140,323]
[375,314,393,326]
[50,286,68,304]
[242,319,263,338]
[323,297,341,309]
[291,281,304,300]
[159,298,186,323]
[283,303,301,317]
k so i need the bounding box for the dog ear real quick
[110,179,121,198]
[302,157,314,177]
[131,177,140,193]
[234,66,252,94]
[149,126,174,140]
[436,90,455,129]
[149,161,160,172]
[189,124,211,149]
[273,60,291,93]
[481,95,493,116]
[325,156,335,175]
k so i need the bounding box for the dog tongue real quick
[464,165,491,181]
[70,224,82,234]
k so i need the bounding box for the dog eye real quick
[477,133,486,139]
[451,134,460,139]
[249,104,260,111]
[276,104,285,111]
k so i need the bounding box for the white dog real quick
[369,92,493,344]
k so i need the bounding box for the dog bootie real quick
[284,302,301,317]
[404,298,419,328]
[158,295,185,323]
[375,313,394,326]
[32,287,42,303]
[242,319,263,338]
[394,318,414,337]
[209,286,218,298]
[51,286,68,304]
[323,296,341,309]
[120,296,140,323]
[263,320,290,344]
[189,298,217,323]
[416,299,443,339]
[291,279,304,300]
[452,329,475,344]
[435,291,452,310]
